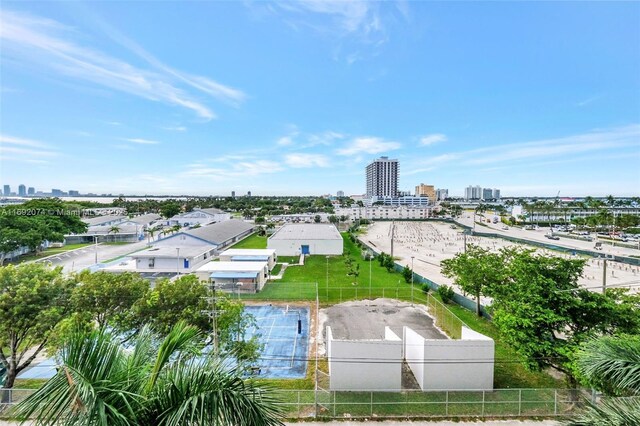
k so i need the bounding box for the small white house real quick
[218,249,277,270]
[129,245,216,273]
[195,261,269,293]
[168,208,231,227]
[267,224,343,256]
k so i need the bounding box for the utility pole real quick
[369,254,372,299]
[208,281,219,355]
[390,221,395,258]
[464,232,467,253]
[94,235,98,264]
[602,258,607,294]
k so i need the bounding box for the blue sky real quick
[1,1,639,197]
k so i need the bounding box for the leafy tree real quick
[441,244,504,317]
[0,263,75,388]
[0,200,87,264]
[132,275,256,360]
[13,323,283,426]
[255,216,266,224]
[383,255,395,273]
[159,202,181,219]
[487,248,640,389]
[314,215,321,223]
[402,265,413,283]
[71,271,148,330]
[328,215,339,224]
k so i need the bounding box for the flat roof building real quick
[219,248,277,270]
[268,224,343,256]
[153,220,255,252]
[195,261,269,293]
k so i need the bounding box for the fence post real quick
[298,391,301,418]
[370,391,373,417]
[518,389,522,416]
[333,391,336,418]
[445,391,449,416]
[482,390,485,417]
[554,389,558,415]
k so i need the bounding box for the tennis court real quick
[244,305,310,379]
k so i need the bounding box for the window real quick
[148,258,155,268]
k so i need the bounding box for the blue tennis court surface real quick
[244,305,310,379]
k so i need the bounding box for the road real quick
[33,240,150,273]
[456,214,640,258]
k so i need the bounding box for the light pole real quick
[369,253,372,299]
[176,248,180,276]
[411,256,415,305]
[94,235,98,264]
[325,256,329,299]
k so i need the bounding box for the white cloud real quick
[336,136,401,156]
[163,126,187,132]
[419,133,447,146]
[0,134,59,161]
[123,138,161,145]
[285,153,330,168]
[0,9,246,120]
[181,160,284,180]
[277,136,295,146]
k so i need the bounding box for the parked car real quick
[545,234,560,240]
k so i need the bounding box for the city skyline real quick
[1,2,639,196]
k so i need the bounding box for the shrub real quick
[438,285,455,304]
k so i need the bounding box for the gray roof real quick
[125,213,161,225]
[183,220,254,245]
[268,224,342,241]
[132,245,215,259]
[196,208,226,215]
[82,215,126,226]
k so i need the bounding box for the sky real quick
[1,1,639,197]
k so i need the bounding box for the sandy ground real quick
[363,221,639,300]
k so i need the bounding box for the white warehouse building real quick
[267,224,343,256]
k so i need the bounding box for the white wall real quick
[403,327,425,390]
[327,326,402,391]
[403,326,494,391]
[267,239,343,256]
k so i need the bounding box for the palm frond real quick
[564,396,640,426]
[577,335,640,396]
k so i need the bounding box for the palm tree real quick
[564,335,640,425]
[146,226,158,244]
[108,226,121,234]
[13,322,284,426]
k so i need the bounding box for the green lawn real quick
[229,233,268,249]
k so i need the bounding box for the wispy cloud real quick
[336,136,401,156]
[163,126,187,132]
[419,133,447,146]
[576,94,602,107]
[181,160,284,180]
[123,138,161,145]
[285,153,330,168]
[0,134,59,163]
[0,9,246,120]
[406,125,640,173]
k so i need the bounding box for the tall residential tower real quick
[366,156,399,198]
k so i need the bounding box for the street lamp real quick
[411,256,415,305]
[94,235,98,264]
[176,248,180,276]
[326,256,330,299]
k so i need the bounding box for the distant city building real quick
[231,191,236,198]
[482,188,493,200]
[247,191,252,197]
[366,156,399,198]
[3,185,11,196]
[436,188,449,201]
[367,195,431,207]
[492,189,501,200]
[414,183,436,202]
[18,184,26,197]
[27,187,35,195]
[68,190,80,196]
[336,205,436,221]
[337,190,345,197]
[51,189,65,196]
[464,185,482,200]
